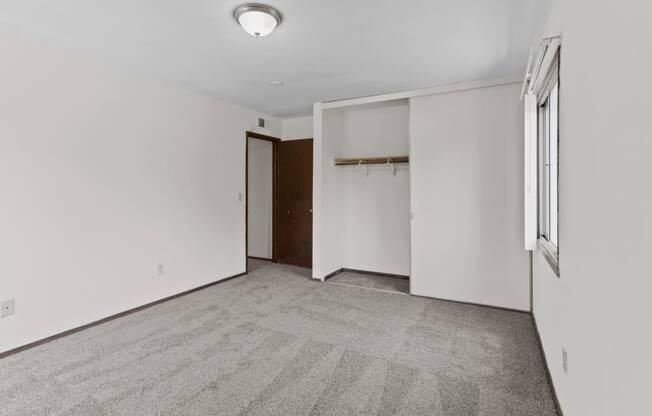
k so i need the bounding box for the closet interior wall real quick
[320,100,411,278]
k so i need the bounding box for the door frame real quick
[245,131,281,272]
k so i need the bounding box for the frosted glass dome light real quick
[234,4,282,37]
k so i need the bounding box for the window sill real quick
[538,238,560,277]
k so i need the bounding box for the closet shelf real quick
[334,156,409,166]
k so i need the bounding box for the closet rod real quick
[334,156,409,166]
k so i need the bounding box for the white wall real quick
[319,101,411,277]
[318,109,345,277]
[409,83,530,311]
[0,33,280,354]
[247,139,273,259]
[532,1,652,415]
[282,116,313,140]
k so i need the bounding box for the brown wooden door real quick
[275,139,313,268]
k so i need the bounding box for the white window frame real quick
[536,57,560,276]
[522,36,561,276]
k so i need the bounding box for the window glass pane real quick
[539,99,550,241]
[549,82,559,246]
[538,104,545,238]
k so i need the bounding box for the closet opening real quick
[320,99,411,294]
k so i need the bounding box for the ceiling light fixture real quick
[270,80,284,87]
[233,3,282,38]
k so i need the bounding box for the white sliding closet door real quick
[409,83,530,311]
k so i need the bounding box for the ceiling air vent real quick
[258,117,266,128]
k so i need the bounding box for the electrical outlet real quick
[562,348,568,374]
[1,299,15,318]
[158,264,165,276]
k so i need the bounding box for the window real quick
[537,54,560,274]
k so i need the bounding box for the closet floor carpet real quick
[0,259,557,416]
[328,271,410,294]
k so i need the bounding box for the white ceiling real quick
[0,0,551,117]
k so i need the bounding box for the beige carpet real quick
[0,259,557,415]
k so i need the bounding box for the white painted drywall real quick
[247,139,273,259]
[0,33,280,354]
[311,104,324,279]
[282,116,313,140]
[409,83,530,311]
[319,109,345,278]
[532,1,652,415]
[319,101,411,277]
